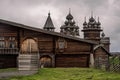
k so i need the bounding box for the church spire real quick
[91,11,93,18]
[48,11,50,16]
[43,12,55,31]
[69,8,71,14]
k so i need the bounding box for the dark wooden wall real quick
[65,39,91,53]
[0,22,94,68]
[95,48,108,59]
[0,54,18,68]
[55,54,89,67]
[0,23,19,68]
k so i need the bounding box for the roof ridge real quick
[0,18,97,45]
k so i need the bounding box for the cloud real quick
[0,0,120,52]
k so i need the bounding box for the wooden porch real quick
[0,48,19,54]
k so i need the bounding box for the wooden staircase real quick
[18,53,39,70]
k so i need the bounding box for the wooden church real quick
[0,11,111,70]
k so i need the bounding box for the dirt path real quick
[0,71,37,79]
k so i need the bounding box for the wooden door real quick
[21,38,38,53]
[40,55,52,68]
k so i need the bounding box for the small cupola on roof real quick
[43,12,55,31]
[82,12,103,42]
[60,9,79,36]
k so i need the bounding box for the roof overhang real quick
[0,19,97,45]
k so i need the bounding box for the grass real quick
[2,68,120,80]
[0,68,17,72]
[109,56,120,64]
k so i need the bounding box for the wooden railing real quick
[0,48,19,54]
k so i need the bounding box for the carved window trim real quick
[0,37,5,40]
[56,38,67,51]
[0,41,5,48]
[0,37,5,48]
[8,37,16,48]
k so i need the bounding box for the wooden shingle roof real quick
[0,19,97,45]
[94,44,111,56]
[43,12,55,29]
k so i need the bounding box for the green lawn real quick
[4,68,120,80]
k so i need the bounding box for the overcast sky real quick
[0,0,120,52]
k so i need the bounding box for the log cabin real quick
[0,12,111,70]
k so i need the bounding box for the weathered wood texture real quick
[2,21,112,68]
[95,48,108,59]
[55,54,89,67]
[0,22,94,68]
[65,40,91,53]
[84,31,100,38]
[38,35,53,53]
[0,54,18,68]
[94,47,109,69]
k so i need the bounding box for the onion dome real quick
[89,17,95,22]
[75,25,79,29]
[101,32,105,38]
[97,17,101,25]
[60,9,79,36]
[60,25,65,29]
[94,21,98,27]
[66,13,73,20]
[88,22,91,27]
[70,20,75,26]
[83,21,87,26]
[64,20,68,25]
[72,20,75,25]
[97,21,101,25]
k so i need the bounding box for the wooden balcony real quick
[0,48,19,54]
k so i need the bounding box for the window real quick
[0,37,5,48]
[0,41,5,48]
[0,37,4,40]
[9,41,15,48]
[58,38,66,49]
[9,37,16,48]
[9,37,15,41]
[59,41,65,49]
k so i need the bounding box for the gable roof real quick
[94,44,111,56]
[0,19,97,45]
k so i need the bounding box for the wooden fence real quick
[95,55,120,73]
[109,55,120,72]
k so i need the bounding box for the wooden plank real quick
[0,55,18,68]
[55,54,89,67]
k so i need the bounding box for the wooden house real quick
[0,12,111,70]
